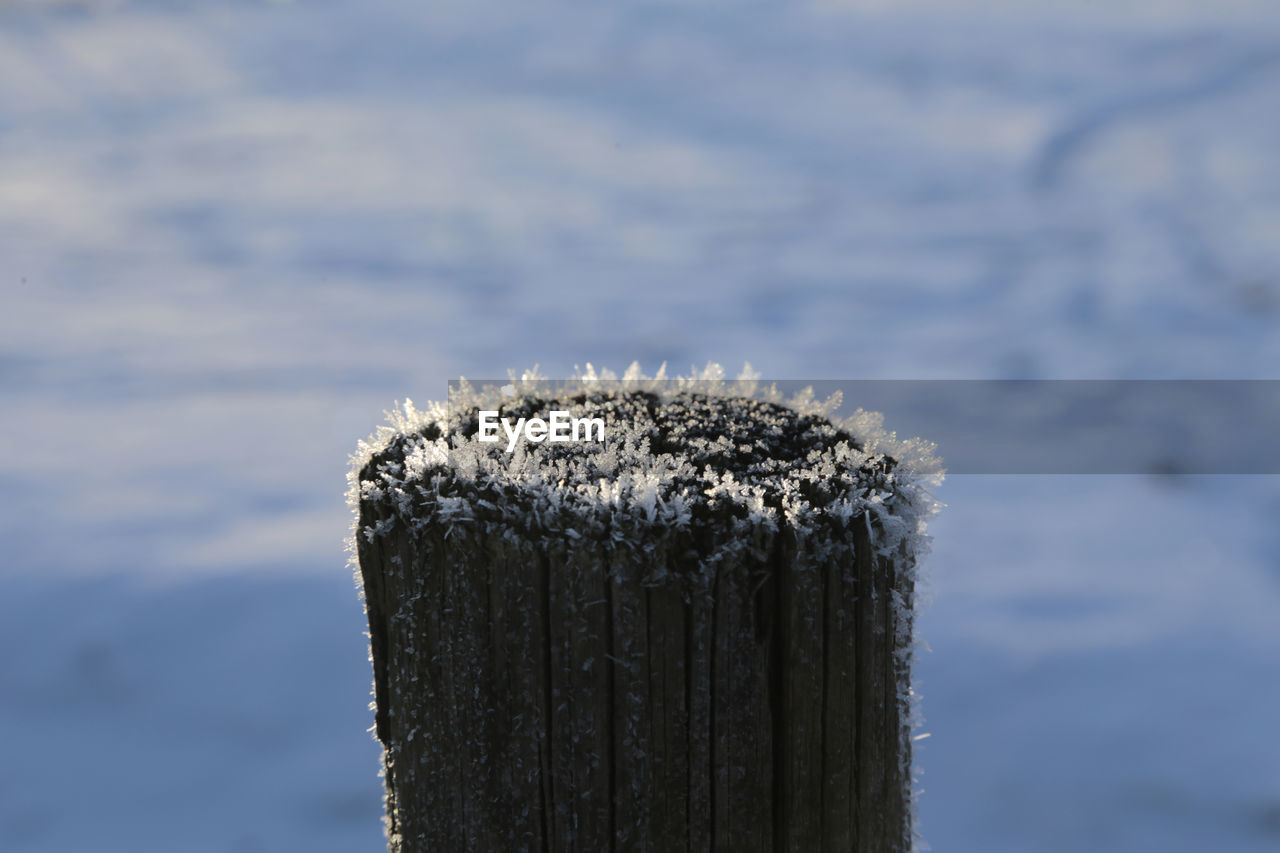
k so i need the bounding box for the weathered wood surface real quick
[354,389,920,852]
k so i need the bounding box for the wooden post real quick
[349,373,938,852]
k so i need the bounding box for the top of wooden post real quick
[348,362,942,559]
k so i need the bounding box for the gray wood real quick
[354,391,921,852]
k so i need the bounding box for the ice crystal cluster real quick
[349,362,942,559]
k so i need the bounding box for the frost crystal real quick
[348,361,941,552]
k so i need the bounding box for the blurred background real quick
[2,0,1279,850]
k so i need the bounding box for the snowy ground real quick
[2,0,1279,849]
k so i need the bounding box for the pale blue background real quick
[2,1,1278,849]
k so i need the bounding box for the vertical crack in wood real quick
[820,540,831,849]
[604,534,617,853]
[539,548,555,850]
[768,532,786,853]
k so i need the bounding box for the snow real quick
[2,0,1280,850]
